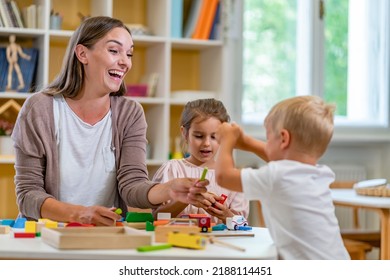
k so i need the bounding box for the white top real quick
[241,160,350,260]
[153,159,249,224]
[53,94,117,207]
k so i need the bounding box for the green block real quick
[125,212,154,223]
[145,221,155,231]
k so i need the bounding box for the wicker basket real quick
[354,184,390,197]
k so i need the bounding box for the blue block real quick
[13,218,27,228]
[1,219,15,227]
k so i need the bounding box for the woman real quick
[12,16,209,226]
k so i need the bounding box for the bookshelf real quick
[0,0,227,218]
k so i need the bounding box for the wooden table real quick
[331,189,390,260]
[0,227,277,260]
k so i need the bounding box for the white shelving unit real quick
[0,1,228,218]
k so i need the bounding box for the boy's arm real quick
[215,124,243,192]
[238,134,268,162]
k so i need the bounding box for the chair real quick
[330,181,381,259]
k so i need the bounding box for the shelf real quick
[0,155,15,164]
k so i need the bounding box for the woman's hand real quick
[73,206,121,226]
[168,178,209,205]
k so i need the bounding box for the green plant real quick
[0,119,14,136]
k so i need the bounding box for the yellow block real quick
[25,221,36,233]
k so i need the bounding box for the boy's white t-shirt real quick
[241,159,350,260]
[53,94,117,207]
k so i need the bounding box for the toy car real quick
[226,215,248,230]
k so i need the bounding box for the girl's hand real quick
[205,202,235,224]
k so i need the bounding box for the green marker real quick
[200,167,208,181]
[114,208,122,215]
[137,244,172,252]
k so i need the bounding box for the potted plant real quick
[0,119,15,155]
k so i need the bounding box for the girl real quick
[152,98,249,224]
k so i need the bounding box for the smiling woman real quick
[11,16,209,226]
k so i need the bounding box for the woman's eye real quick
[109,49,118,54]
[127,53,133,58]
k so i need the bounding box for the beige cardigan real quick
[12,92,158,220]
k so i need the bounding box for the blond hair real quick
[264,96,335,157]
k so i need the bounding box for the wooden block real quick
[124,222,146,229]
[14,232,35,238]
[25,221,37,233]
[0,225,10,234]
[41,226,151,249]
[154,225,199,243]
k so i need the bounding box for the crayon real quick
[200,167,208,181]
[137,244,172,252]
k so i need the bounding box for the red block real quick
[14,232,36,238]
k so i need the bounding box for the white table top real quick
[0,227,277,260]
[331,189,390,209]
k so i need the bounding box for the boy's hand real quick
[216,123,241,145]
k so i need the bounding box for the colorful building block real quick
[0,225,10,234]
[25,221,37,233]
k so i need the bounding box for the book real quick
[183,0,202,38]
[191,0,208,39]
[209,1,221,40]
[5,0,18,27]
[197,0,219,40]
[0,47,39,93]
[0,0,12,27]
[171,0,183,38]
[10,0,24,28]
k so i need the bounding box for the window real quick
[240,0,390,128]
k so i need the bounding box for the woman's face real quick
[81,27,133,95]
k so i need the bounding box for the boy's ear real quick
[280,128,290,149]
[75,44,88,64]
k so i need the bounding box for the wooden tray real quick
[41,226,151,249]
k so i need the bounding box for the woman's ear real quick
[75,44,88,64]
[280,128,291,150]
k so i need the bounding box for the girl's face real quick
[81,27,133,95]
[184,116,222,166]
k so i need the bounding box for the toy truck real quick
[179,214,211,232]
[226,215,248,230]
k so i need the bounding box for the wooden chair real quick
[330,181,381,259]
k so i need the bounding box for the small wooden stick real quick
[209,237,246,252]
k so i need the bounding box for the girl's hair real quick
[264,95,335,157]
[180,98,230,135]
[43,16,131,97]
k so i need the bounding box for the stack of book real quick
[172,0,221,40]
[0,0,24,28]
